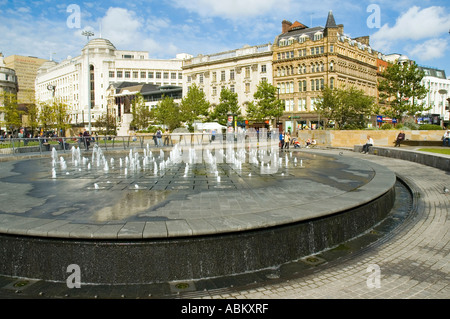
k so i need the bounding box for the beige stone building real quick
[273,11,379,133]
[4,55,49,105]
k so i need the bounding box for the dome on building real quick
[37,60,58,75]
[82,38,117,54]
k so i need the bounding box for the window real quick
[330,77,335,89]
[109,71,115,78]
[141,72,146,78]
[261,65,266,73]
[245,83,250,93]
[156,72,161,79]
[230,69,235,80]
[329,61,334,72]
[117,71,123,78]
[178,73,182,80]
[245,67,250,78]
[164,72,169,79]
[133,71,138,78]
[212,72,217,82]
[330,45,334,53]
[171,73,176,80]
[311,80,315,91]
[221,71,226,81]
[125,71,130,78]
[213,87,217,96]
[148,72,154,79]
[230,85,235,93]
[199,73,204,83]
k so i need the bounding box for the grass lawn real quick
[418,148,450,155]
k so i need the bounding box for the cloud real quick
[371,6,450,51]
[410,38,449,61]
[100,8,142,47]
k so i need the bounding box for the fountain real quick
[0,129,396,286]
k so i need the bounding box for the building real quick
[182,43,273,126]
[0,53,19,133]
[4,55,49,105]
[273,11,379,132]
[35,38,191,133]
[418,66,450,126]
[108,82,183,135]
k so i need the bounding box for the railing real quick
[0,130,280,156]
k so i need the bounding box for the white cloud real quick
[371,6,450,51]
[100,8,142,47]
[410,38,449,61]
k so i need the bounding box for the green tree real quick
[95,111,117,135]
[1,92,23,135]
[38,101,56,133]
[153,96,181,131]
[378,62,429,122]
[25,102,40,136]
[131,93,152,131]
[315,86,375,129]
[247,81,284,123]
[209,88,241,125]
[53,101,72,136]
[180,83,210,131]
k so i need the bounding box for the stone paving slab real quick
[199,149,450,299]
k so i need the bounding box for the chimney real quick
[282,20,292,33]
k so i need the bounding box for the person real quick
[305,138,311,148]
[443,130,450,147]
[164,130,171,146]
[284,132,290,150]
[83,129,91,150]
[361,135,373,154]
[156,129,163,147]
[211,129,216,143]
[395,131,406,147]
[280,131,285,149]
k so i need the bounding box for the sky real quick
[1,0,450,76]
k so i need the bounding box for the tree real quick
[1,92,23,136]
[180,83,210,131]
[315,85,375,129]
[38,101,56,133]
[25,102,40,137]
[378,62,429,121]
[95,111,117,135]
[37,100,71,135]
[246,81,284,123]
[131,93,152,131]
[153,96,182,131]
[208,88,241,125]
[53,101,72,136]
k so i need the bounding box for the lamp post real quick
[82,30,94,134]
[439,89,448,127]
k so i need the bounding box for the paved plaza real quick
[0,145,448,299]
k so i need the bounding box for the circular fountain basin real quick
[0,147,396,284]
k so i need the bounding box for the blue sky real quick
[1,0,450,75]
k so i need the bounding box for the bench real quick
[397,140,442,147]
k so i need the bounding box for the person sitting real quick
[442,130,450,147]
[305,138,311,148]
[310,139,317,147]
[361,135,374,154]
[395,131,406,147]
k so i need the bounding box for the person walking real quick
[284,132,291,150]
